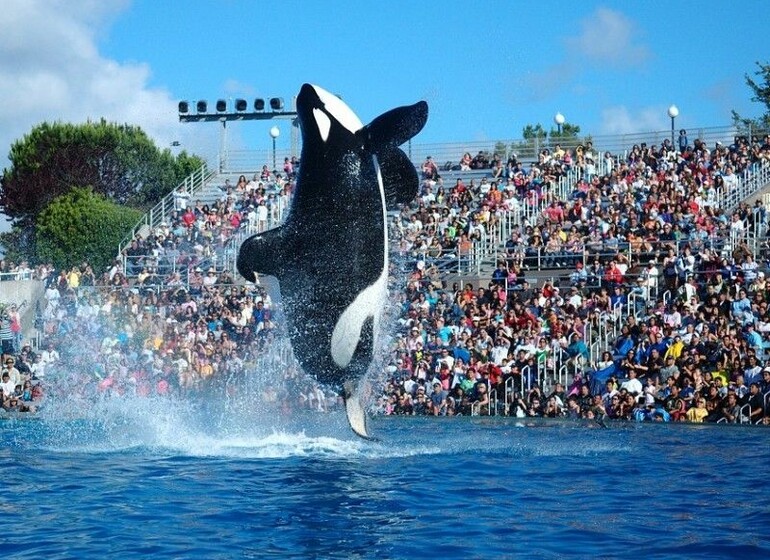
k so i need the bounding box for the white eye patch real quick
[313,108,331,142]
[312,84,363,133]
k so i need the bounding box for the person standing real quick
[0,313,13,355]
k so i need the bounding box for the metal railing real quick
[118,163,216,256]
[716,161,770,212]
[0,270,36,282]
[405,125,751,170]
[119,202,292,282]
[411,218,767,280]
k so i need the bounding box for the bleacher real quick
[116,128,770,289]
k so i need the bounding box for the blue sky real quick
[1,0,769,165]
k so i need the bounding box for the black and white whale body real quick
[237,83,428,438]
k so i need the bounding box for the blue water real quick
[2,396,769,559]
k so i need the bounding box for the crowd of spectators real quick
[1,164,341,417]
[4,131,770,428]
[120,170,294,283]
[1,257,342,416]
[376,132,770,425]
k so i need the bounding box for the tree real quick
[510,122,585,161]
[549,123,582,146]
[510,124,548,161]
[35,187,142,271]
[0,119,203,228]
[732,61,770,132]
[0,119,204,263]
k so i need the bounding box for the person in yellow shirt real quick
[664,336,684,360]
[686,398,709,422]
[67,267,81,289]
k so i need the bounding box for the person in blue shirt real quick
[610,285,627,310]
[731,289,753,326]
[744,323,763,351]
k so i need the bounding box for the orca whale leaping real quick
[237,83,428,439]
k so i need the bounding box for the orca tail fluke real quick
[343,380,377,441]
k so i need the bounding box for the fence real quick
[401,125,755,171]
[118,192,292,283]
[118,163,216,257]
[219,124,770,176]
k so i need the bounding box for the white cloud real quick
[523,8,649,102]
[0,0,203,167]
[566,8,650,66]
[522,62,576,102]
[599,105,669,135]
[222,79,257,97]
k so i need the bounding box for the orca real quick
[237,83,428,439]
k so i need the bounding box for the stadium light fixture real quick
[178,95,299,172]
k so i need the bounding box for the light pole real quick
[177,97,298,173]
[667,105,679,149]
[554,112,565,136]
[270,126,280,172]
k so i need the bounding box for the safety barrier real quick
[118,163,215,256]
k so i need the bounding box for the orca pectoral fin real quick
[379,147,420,207]
[343,380,377,441]
[236,226,285,282]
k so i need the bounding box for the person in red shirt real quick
[182,207,196,228]
[603,260,624,286]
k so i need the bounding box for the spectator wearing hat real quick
[429,381,448,415]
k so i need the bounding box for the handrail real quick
[716,161,770,213]
[118,163,215,256]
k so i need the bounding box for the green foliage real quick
[494,141,509,159]
[549,122,581,144]
[0,119,204,228]
[522,124,547,142]
[510,120,587,161]
[732,61,770,132]
[128,149,205,207]
[0,227,34,265]
[35,187,142,271]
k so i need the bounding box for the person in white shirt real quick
[0,371,16,396]
[30,355,46,379]
[40,343,60,365]
[173,187,190,210]
[620,370,643,398]
[490,337,510,366]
